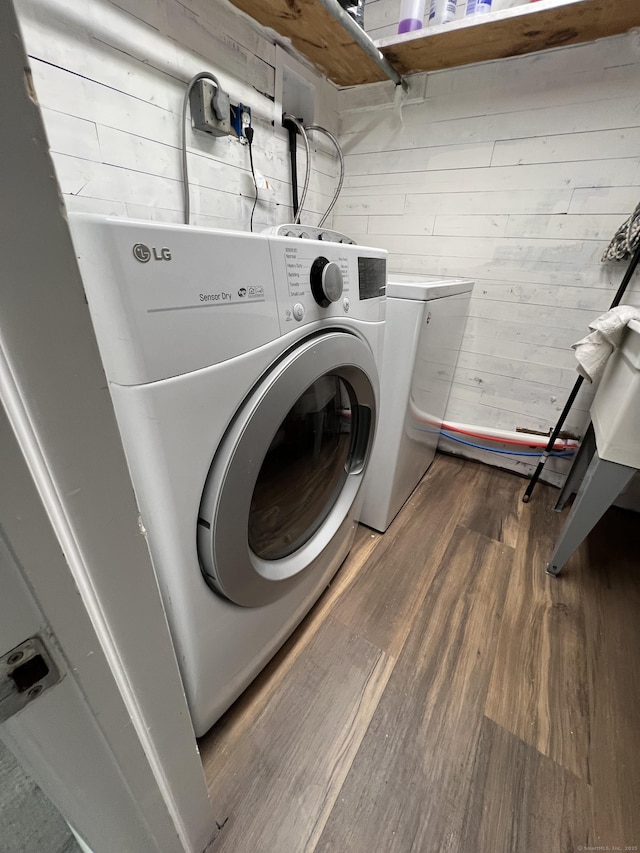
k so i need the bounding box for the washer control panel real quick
[269,235,386,331]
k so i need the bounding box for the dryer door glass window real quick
[197,330,376,608]
[249,376,355,561]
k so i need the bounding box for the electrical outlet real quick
[230,104,252,142]
[189,79,231,137]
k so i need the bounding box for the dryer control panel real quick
[261,223,356,244]
[268,236,386,333]
[68,214,387,386]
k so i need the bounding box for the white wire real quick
[282,113,311,225]
[304,125,345,229]
[182,71,222,225]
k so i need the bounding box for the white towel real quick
[572,305,640,383]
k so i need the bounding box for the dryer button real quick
[343,297,350,313]
[293,303,305,321]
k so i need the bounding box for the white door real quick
[0,404,216,853]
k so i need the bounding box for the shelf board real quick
[226,0,389,86]
[377,0,640,76]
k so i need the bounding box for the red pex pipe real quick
[406,400,576,450]
[439,422,572,450]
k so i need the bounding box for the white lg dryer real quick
[69,215,386,736]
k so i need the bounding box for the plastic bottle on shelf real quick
[397,0,426,33]
[428,0,456,26]
[465,0,492,14]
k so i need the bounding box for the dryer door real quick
[197,331,377,607]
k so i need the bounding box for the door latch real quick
[0,636,62,724]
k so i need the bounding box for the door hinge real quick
[0,635,62,724]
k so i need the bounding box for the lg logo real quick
[132,243,151,263]
[132,243,172,263]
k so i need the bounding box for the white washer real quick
[69,215,386,736]
[359,274,473,533]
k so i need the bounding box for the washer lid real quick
[387,274,474,300]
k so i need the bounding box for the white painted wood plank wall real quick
[14,0,339,232]
[12,0,640,494]
[335,34,640,484]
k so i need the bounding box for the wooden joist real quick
[226,0,390,86]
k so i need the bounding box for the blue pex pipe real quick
[412,423,574,458]
[439,430,575,458]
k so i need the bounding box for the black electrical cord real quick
[282,118,299,219]
[281,114,310,224]
[244,125,258,232]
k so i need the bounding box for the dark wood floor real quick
[200,455,640,853]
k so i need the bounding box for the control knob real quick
[310,256,343,307]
